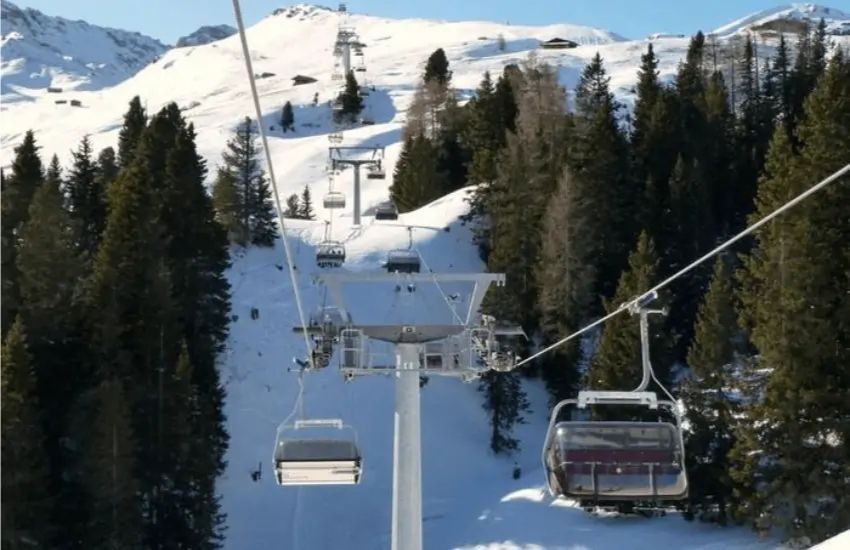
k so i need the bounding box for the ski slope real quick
[2,3,842,547]
[220,188,781,549]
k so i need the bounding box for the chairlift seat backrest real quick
[274,422,362,486]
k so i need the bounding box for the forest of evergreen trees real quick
[2,18,847,548]
[1,97,239,548]
[391,24,849,543]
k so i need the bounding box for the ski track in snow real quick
[4,3,847,548]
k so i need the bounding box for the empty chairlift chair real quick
[316,241,346,268]
[374,203,399,220]
[385,248,420,273]
[323,191,346,209]
[542,391,688,505]
[274,419,362,486]
[366,162,385,180]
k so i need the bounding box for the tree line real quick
[0,96,271,548]
[392,23,848,543]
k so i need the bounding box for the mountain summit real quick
[1,0,167,101]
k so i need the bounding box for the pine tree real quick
[569,53,633,299]
[480,371,529,454]
[587,232,672,395]
[251,176,278,245]
[1,130,44,336]
[336,71,364,124]
[221,117,266,244]
[679,257,740,524]
[212,167,245,244]
[96,147,119,199]
[299,184,315,221]
[67,135,107,256]
[83,379,144,550]
[1,318,52,548]
[284,193,301,218]
[423,47,451,86]
[118,96,147,168]
[45,154,62,187]
[536,168,598,401]
[390,134,442,212]
[733,54,850,541]
[281,101,295,132]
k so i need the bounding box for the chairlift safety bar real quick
[294,419,344,429]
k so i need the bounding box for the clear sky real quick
[13,0,850,44]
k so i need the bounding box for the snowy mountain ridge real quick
[175,25,237,48]
[712,3,850,38]
[0,0,168,102]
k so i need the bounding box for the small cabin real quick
[540,37,578,50]
[47,86,63,93]
[70,99,82,107]
[292,74,318,86]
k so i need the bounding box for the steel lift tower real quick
[328,146,385,226]
[308,271,526,550]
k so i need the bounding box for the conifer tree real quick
[83,379,143,550]
[299,184,315,221]
[390,134,442,212]
[480,371,529,454]
[284,193,301,218]
[46,154,62,187]
[679,257,739,524]
[536,168,598,401]
[212,167,245,244]
[569,53,633,299]
[1,318,52,549]
[67,135,107,256]
[251,176,278,245]
[96,146,119,198]
[587,232,672,393]
[335,71,364,124]
[281,101,295,132]
[423,47,451,86]
[221,116,268,244]
[117,96,147,168]
[1,131,44,336]
[733,54,850,540]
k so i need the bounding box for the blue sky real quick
[14,0,850,44]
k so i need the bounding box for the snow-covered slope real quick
[712,3,850,38]
[176,24,236,48]
[0,0,167,102]
[220,188,781,549]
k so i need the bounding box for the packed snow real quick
[2,3,844,548]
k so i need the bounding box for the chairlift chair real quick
[541,295,688,507]
[385,248,420,274]
[323,191,346,209]
[274,419,362,486]
[542,392,688,504]
[374,203,398,221]
[355,66,367,73]
[316,241,346,268]
[366,162,385,180]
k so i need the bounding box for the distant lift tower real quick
[309,271,526,550]
[328,146,386,226]
[333,10,360,79]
